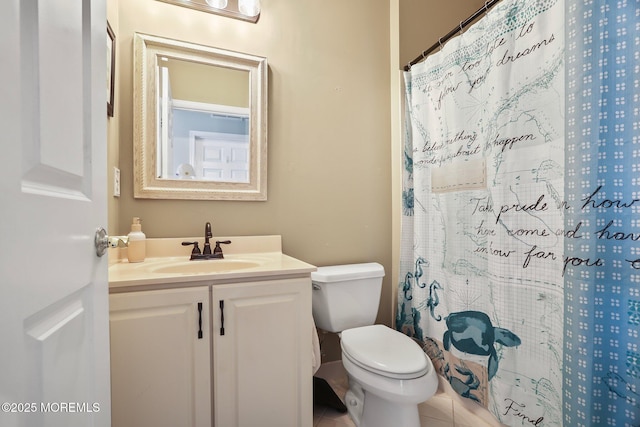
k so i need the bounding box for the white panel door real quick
[0,1,110,427]
[191,133,250,182]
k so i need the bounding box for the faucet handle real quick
[182,241,202,257]
[213,240,231,257]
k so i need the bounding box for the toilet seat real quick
[341,325,429,380]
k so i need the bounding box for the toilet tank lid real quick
[311,263,384,283]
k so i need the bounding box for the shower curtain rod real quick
[404,0,502,71]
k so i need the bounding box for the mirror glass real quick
[133,33,267,200]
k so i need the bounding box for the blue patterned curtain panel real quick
[399,0,639,425]
[564,0,640,426]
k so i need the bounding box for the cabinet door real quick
[109,286,211,427]
[212,278,312,427]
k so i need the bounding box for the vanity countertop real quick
[109,236,316,292]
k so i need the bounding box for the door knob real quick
[95,227,130,257]
[95,227,109,257]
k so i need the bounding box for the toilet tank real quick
[311,263,385,333]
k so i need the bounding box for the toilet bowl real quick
[340,325,438,427]
[311,264,438,427]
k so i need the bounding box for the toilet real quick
[311,263,438,427]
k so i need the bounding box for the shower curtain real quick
[398,0,639,426]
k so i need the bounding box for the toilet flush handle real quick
[312,283,321,290]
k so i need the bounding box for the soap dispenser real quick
[127,217,146,263]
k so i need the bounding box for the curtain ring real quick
[438,38,443,50]
[484,0,490,14]
[459,20,465,34]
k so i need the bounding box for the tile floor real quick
[313,361,495,427]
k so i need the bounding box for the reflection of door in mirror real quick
[168,106,249,181]
[158,66,173,179]
[190,131,249,182]
[156,57,250,183]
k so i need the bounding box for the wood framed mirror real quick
[133,33,267,200]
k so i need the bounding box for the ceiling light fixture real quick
[205,0,228,8]
[238,0,260,17]
[156,0,261,23]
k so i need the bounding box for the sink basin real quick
[108,236,318,289]
[150,260,261,275]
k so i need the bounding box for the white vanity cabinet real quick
[211,277,312,427]
[109,274,313,427]
[109,286,211,427]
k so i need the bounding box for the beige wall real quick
[399,0,487,68]
[108,0,488,362]
[166,60,249,107]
